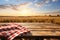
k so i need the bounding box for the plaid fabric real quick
[0,23,30,40]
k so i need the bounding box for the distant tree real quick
[49,15,52,16]
[57,15,60,16]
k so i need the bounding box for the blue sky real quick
[0,0,60,16]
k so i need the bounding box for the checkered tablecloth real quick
[0,23,30,40]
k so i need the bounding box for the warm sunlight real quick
[19,8,33,16]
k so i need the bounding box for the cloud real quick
[35,0,50,7]
[34,0,38,3]
[10,2,32,10]
[0,5,10,9]
[35,0,59,7]
[18,2,32,7]
[35,2,45,7]
[44,0,50,3]
[52,0,58,2]
[0,5,19,11]
[0,2,32,11]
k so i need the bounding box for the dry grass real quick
[0,16,60,25]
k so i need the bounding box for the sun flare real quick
[21,9,29,14]
[20,8,33,16]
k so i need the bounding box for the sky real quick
[0,0,60,16]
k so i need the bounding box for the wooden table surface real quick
[0,23,60,36]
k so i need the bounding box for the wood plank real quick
[28,28,60,31]
[0,23,60,36]
[25,26,60,29]
[23,31,60,36]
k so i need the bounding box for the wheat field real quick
[0,16,60,25]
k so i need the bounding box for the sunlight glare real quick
[20,8,33,16]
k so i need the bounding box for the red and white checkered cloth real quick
[0,23,30,40]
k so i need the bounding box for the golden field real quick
[0,16,60,25]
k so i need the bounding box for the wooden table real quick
[0,23,60,40]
